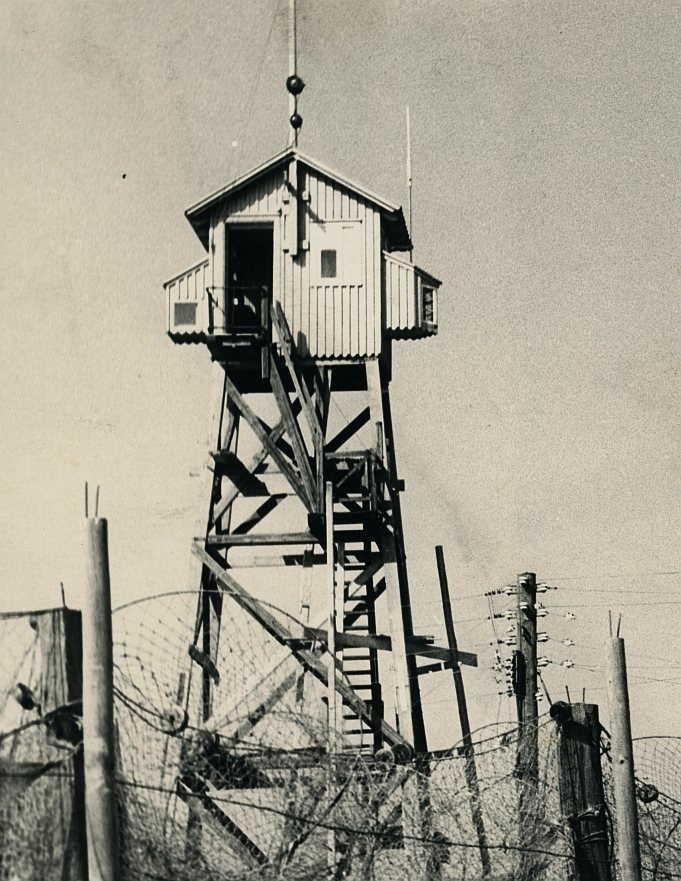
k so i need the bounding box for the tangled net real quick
[112,592,573,881]
[631,737,681,878]
[0,610,84,880]
[2,598,681,880]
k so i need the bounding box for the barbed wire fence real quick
[1,600,681,880]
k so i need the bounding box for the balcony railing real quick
[217,285,271,338]
[165,263,271,342]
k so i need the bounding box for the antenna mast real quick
[406,105,413,261]
[287,0,304,145]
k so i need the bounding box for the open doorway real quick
[226,226,274,333]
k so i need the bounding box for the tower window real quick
[321,249,337,278]
[174,302,197,326]
[422,287,435,323]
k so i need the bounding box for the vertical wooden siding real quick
[165,259,210,334]
[293,167,382,358]
[384,253,416,331]
[224,169,284,219]
[207,161,385,358]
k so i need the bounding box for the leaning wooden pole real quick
[83,515,121,881]
[435,546,491,876]
[606,636,642,881]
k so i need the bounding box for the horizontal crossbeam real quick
[203,532,319,547]
[304,629,478,668]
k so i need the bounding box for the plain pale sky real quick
[2,0,680,747]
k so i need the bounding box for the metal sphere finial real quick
[286,74,305,96]
[289,112,303,131]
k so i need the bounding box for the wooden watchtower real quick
[164,140,478,790]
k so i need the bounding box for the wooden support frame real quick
[366,358,427,752]
[192,543,411,750]
[268,351,318,511]
[209,400,302,529]
[222,375,312,511]
[180,349,482,874]
[301,628,477,667]
[271,302,325,511]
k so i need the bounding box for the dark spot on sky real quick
[122,174,126,179]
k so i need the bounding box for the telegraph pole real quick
[515,572,538,775]
[515,572,538,880]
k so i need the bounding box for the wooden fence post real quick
[606,637,642,881]
[553,701,612,881]
[83,517,121,881]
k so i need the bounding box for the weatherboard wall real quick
[207,161,383,359]
[168,155,436,353]
[285,165,382,359]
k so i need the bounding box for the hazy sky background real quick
[2,0,680,747]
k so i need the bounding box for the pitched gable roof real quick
[185,147,412,252]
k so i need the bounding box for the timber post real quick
[553,701,612,881]
[515,571,538,879]
[83,517,121,881]
[515,572,538,778]
[37,608,88,879]
[606,636,642,881]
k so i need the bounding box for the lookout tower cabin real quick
[165,148,440,386]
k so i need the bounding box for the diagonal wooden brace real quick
[192,543,411,751]
[208,401,302,530]
[271,303,323,448]
[222,375,312,512]
[268,352,318,511]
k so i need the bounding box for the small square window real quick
[422,287,435,324]
[321,249,337,278]
[174,302,197,326]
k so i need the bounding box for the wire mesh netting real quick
[631,737,681,879]
[1,598,681,880]
[112,592,574,880]
[0,610,85,880]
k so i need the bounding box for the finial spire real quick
[287,0,304,145]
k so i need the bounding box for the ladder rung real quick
[334,512,372,525]
[333,530,373,544]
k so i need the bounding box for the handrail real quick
[209,285,271,335]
